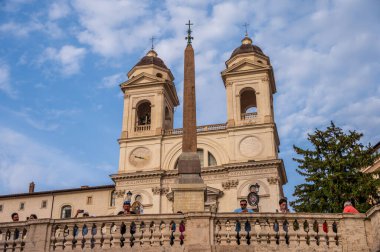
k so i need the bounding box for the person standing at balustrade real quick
[343,201,359,214]
[277,198,290,213]
[234,199,254,213]
[122,201,136,214]
[11,212,19,222]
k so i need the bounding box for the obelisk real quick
[172,20,206,213]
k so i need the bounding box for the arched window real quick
[164,107,172,129]
[136,101,151,126]
[110,190,116,207]
[240,88,257,120]
[135,194,142,203]
[61,205,72,219]
[174,148,217,169]
[197,149,204,168]
[208,152,217,166]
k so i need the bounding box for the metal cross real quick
[243,22,249,37]
[185,20,194,44]
[150,36,155,50]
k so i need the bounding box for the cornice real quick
[110,159,284,182]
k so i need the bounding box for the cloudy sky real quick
[0,0,379,202]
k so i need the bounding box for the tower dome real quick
[135,49,168,69]
[230,35,265,59]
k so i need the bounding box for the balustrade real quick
[214,213,341,250]
[134,124,151,132]
[0,207,379,251]
[164,123,227,136]
[0,222,28,251]
[241,112,257,120]
[49,215,185,251]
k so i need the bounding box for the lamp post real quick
[248,183,260,210]
[126,191,132,202]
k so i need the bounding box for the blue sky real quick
[0,0,379,203]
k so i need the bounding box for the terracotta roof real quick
[0,185,115,199]
[135,55,168,69]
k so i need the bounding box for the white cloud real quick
[98,72,125,89]
[0,106,81,131]
[0,21,44,37]
[0,62,17,98]
[48,0,71,20]
[1,0,34,12]
[0,126,101,194]
[40,45,86,75]
[72,0,150,56]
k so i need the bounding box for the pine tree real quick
[290,122,380,213]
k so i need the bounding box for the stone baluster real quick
[311,219,319,246]
[54,225,65,251]
[215,220,222,244]
[234,220,241,245]
[282,219,289,245]
[119,222,127,248]
[64,224,74,249]
[110,222,121,248]
[139,221,147,246]
[243,220,251,245]
[80,223,91,250]
[71,224,79,250]
[303,220,310,246]
[159,221,166,246]
[91,223,102,249]
[253,219,261,243]
[291,219,300,246]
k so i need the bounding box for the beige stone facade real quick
[0,186,115,222]
[113,35,286,214]
[0,35,286,221]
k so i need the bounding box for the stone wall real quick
[0,206,379,252]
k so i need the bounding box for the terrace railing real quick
[0,206,379,251]
[164,123,227,136]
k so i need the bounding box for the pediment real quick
[206,186,223,196]
[224,60,267,74]
[123,73,163,86]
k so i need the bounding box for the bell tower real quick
[221,34,280,160]
[118,49,179,173]
[222,34,276,128]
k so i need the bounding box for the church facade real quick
[0,34,287,221]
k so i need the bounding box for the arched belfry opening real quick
[240,88,257,120]
[164,106,172,129]
[135,101,151,131]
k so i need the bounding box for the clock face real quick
[247,192,259,206]
[129,147,151,168]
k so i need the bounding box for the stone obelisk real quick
[172,21,206,213]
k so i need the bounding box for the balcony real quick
[241,112,257,120]
[134,124,151,132]
[164,123,227,136]
[0,205,379,251]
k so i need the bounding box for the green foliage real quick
[290,122,380,213]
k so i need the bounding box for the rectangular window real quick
[19,202,25,210]
[87,196,93,205]
[41,200,47,208]
[0,204,3,212]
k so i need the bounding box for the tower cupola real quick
[229,35,266,60]
[127,49,173,82]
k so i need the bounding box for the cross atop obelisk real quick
[172,21,205,213]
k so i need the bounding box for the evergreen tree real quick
[290,122,380,213]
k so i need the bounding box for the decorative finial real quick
[243,22,249,37]
[185,20,194,44]
[150,36,155,50]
